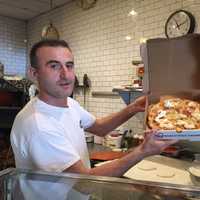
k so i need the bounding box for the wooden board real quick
[90,151,127,161]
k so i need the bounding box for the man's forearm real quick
[89,145,146,177]
[86,103,138,136]
[65,130,175,177]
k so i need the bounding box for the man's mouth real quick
[60,83,70,86]
[58,81,73,88]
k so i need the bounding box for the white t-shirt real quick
[11,96,96,172]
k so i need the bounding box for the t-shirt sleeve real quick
[78,106,96,129]
[29,131,80,172]
[70,98,96,129]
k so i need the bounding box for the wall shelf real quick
[91,88,143,103]
[92,91,119,97]
[112,87,143,104]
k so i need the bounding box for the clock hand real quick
[173,18,180,30]
[178,19,188,27]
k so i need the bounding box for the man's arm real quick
[86,96,146,137]
[64,130,177,177]
[65,146,144,177]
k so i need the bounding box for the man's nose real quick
[60,65,71,78]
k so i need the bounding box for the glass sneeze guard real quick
[0,168,200,200]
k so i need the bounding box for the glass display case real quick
[0,168,200,200]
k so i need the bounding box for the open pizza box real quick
[141,34,200,141]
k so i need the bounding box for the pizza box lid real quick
[141,34,200,95]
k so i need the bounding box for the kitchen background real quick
[1,0,200,137]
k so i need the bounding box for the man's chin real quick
[57,91,73,98]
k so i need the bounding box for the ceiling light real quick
[140,37,147,43]
[125,36,132,40]
[128,10,138,16]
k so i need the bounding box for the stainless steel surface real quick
[0,168,200,200]
[112,88,143,105]
[124,155,198,186]
[0,0,72,20]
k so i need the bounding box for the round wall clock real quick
[75,0,97,10]
[165,10,195,38]
[41,22,60,40]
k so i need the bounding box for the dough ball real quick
[137,163,157,171]
[156,170,175,178]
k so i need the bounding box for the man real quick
[11,39,176,177]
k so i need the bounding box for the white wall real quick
[27,0,200,134]
[0,15,27,76]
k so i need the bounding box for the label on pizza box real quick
[155,130,200,141]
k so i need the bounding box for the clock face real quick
[75,0,97,10]
[165,10,195,38]
[41,23,60,40]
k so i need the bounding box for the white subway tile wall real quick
[7,0,200,134]
[0,16,26,76]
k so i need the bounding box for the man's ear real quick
[27,67,38,82]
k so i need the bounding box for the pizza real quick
[147,96,200,131]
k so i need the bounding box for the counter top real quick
[87,143,127,167]
[124,155,200,187]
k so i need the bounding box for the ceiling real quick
[0,0,72,21]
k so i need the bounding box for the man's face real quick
[34,46,75,100]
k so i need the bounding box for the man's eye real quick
[50,63,61,69]
[65,63,74,69]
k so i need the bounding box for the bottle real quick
[193,154,200,169]
[126,129,133,148]
[0,62,4,78]
[120,130,129,149]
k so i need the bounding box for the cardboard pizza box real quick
[141,34,200,141]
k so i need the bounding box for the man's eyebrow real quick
[65,61,74,65]
[46,60,60,65]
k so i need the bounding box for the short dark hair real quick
[30,39,71,68]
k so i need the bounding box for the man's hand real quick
[138,130,177,157]
[130,96,146,113]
